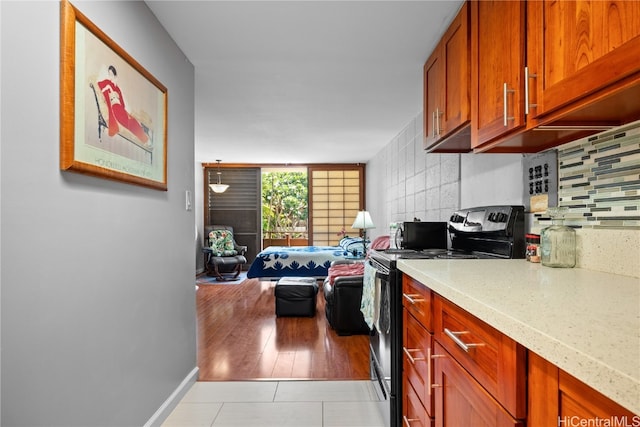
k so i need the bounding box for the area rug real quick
[196,272,247,285]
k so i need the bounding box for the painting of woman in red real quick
[97,65,149,145]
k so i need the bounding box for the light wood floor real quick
[196,276,371,381]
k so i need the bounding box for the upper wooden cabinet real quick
[427,0,640,153]
[470,0,526,150]
[423,2,471,153]
[527,0,640,121]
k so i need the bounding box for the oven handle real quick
[368,258,390,277]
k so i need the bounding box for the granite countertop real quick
[398,259,640,415]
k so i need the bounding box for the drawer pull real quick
[403,415,420,426]
[403,293,425,305]
[444,328,484,352]
[403,347,426,364]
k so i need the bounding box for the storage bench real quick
[274,277,319,317]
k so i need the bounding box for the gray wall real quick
[1,1,197,426]
[366,111,524,241]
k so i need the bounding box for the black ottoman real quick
[274,277,319,317]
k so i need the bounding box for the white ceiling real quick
[145,0,464,164]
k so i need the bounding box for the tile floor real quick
[162,380,387,427]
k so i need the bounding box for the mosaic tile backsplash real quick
[538,120,640,229]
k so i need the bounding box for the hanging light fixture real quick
[209,160,229,193]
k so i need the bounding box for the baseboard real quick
[144,367,199,427]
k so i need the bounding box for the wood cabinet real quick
[470,0,526,150]
[402,275,435,426]
[422,0,640,153]
[434,294,527,420]
[527,0,640,122]
[472,0,640,153]
[432,341,524,427]
[402,274,527,426]
[402,273,639,427]
[423,2,471,153]
[528,351,638,427]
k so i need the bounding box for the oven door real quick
[369,258,393,425]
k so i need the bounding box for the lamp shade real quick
[352,210,375,229]
[209,183,229,193]
[209,159,229,193]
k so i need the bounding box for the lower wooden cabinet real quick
[403,373,432,427]
[528,351,638,427]
[432,342,524,427]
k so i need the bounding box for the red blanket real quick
[327,263,365,285]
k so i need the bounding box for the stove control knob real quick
[488,212,497,222]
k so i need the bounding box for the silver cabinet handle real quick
[432,111,436,138]
[435,107,441,137]
[403,416,420,426]
[430,352,446,391]
[403,293,424,305]
[503,83,515,126]
[524,67,537,115]
[444,328,484,352]
[403,347,426,364]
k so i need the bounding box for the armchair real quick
[203,225,248,281]
[323,260,370,336]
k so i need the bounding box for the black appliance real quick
[397,221,448,250]
[368,205,525,427]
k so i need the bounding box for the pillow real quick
[209,229,238,256]
[338,237,365,254]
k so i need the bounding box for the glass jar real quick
[540,207,576,268]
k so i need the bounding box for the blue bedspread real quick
[246,246,348,279]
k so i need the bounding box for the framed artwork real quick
[60,0,168,190]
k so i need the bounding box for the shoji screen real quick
[309,165,365,246]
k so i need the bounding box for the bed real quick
[246,238,366,279]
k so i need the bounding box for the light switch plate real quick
[185,190,192,211]
[522,151,558,213]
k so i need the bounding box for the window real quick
[309,165,365,246]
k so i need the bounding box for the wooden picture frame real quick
[60,0,168,190]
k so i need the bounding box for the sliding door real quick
[309,165,365,246]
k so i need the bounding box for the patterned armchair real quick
[203,225,248,281]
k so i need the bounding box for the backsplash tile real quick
[532,120,640,278]
[536,120,640,229]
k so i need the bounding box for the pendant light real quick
[209,160,229,193]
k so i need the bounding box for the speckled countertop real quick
[398,259,640,415]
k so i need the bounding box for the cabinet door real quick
[440,2,470,140]
[423,50,443,149]
[527,0,640,119]
[528,351,638,427]
[471,0,526,149]
[433,342,524,427]
[424,2,471,153]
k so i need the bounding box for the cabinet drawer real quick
[403,373,432,427]
[402,274,433,332]
[403,308,434,418]
[434,295,526,419]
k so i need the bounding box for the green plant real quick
[262,171,308,238]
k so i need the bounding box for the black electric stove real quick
[367,205,525,427]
